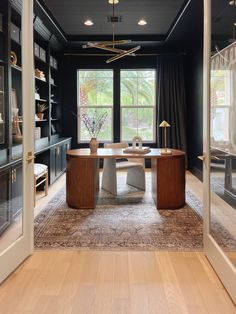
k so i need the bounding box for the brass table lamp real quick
[159,120,172,155]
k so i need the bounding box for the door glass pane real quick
[210,0,236,267]
[0,0,23,253]
[121,107,138,140]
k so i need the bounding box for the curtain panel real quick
[157,55,187,154]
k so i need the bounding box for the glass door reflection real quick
[210,42,236,267]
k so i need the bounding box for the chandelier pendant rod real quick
[112,1,115,47]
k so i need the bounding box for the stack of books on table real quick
[123,147,151,154]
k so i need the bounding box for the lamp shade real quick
[159,120,170,128]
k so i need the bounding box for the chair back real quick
[104,142,144,166]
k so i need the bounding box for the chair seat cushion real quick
[116,161,143,170]
[34,163,48,177]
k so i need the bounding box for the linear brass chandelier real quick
[82,0,141,63]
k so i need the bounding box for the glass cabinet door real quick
[203,0,236,303]
[0,0,34,283]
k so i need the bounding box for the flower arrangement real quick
[81,111,107,138]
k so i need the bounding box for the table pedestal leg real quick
[151,156,185,209]
[66,156,99,209]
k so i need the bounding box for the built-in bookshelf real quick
[0,0,70,237]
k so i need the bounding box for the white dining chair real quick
[101,142,145,195]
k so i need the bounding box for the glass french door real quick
[203,0,236,303]
[0,0,34,283]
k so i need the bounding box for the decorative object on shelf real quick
[34,43,40,57]
[12,108,22,144]
[159,120,172,155]
[0,113,3,123]
[36,103,48,120]
[35,86,40,100]
[10,51,17,65]
[35,68,46,81]
[39,47,46,62]
[34,127,41,140]
[81,111,108,153]
[82,0,140,63]
[11,89,22,143]
[11,23,20,44]
[50,77,54,85]
[123,136,150,154]
[50,56,58,70]
[51,124,57,134]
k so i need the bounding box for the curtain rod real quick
[64,52,187,57]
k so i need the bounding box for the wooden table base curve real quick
[66,148,185,210]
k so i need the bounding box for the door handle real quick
[26,151,35,163]
[198,155,206,161]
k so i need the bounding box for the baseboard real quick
[190,166,203,181]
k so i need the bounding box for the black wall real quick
[186,46,203,178]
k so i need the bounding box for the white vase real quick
[89,137,98,153]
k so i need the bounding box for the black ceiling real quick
[42,0,186,36]
[41,0,190,45]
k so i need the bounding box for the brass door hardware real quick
[26,151,35,163]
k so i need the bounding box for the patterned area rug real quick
[34,173,236,250]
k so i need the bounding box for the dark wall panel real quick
[186,46,203,178]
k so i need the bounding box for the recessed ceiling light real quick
[84,19,94,26]
[108,0,119,4]
[138,19,147,26]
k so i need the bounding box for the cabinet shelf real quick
[50,83,58,88]
[35,98,48,102]
[11,64,22,72]
[51,118,59,121]
[51,100,60,104]
[11,38,21,46]
[35,119,47,122]
[35,55,46,65]
[35,76,47,83]
[50,66,58,72]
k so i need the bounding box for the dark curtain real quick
[157,55,187,154]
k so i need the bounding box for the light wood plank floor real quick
[0,251,235,314]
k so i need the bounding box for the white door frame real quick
[203,0,236,303]
[0,0,34,283]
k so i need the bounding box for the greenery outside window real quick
[77,70,113,142]
[120,70,156,142]
[210,70,231,144]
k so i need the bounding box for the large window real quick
[210,70,231,143]
[120,70,156,142]
[77,70,113,142]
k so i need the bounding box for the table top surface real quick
[67,148,185,159]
